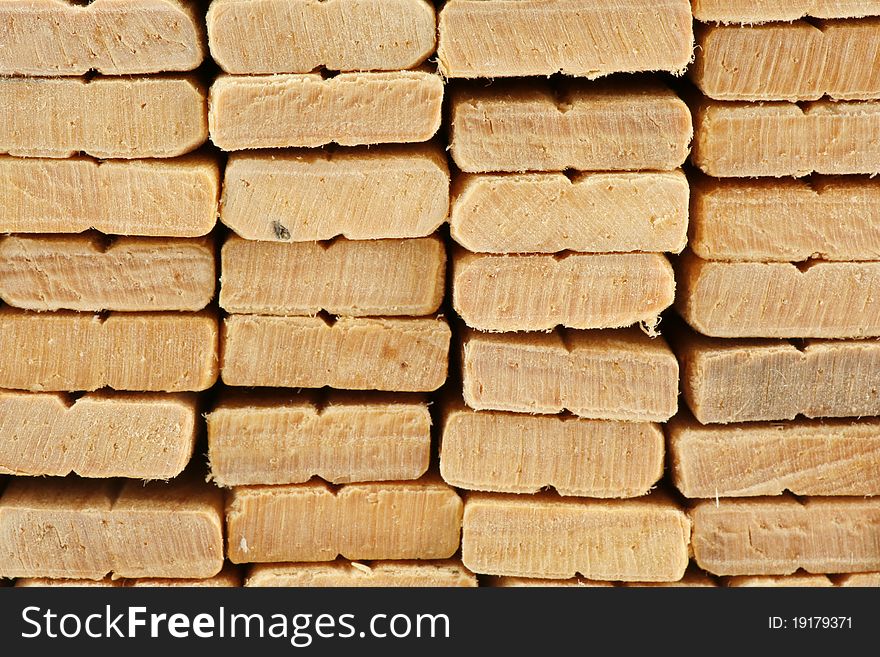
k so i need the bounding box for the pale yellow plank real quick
[246,560,476,587]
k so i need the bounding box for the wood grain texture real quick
[676,331,880,423]
[226,478,463,563]
[0,76,207,159]
[0,476,224,580]
[668,414,880,497]
[207,391,431,487]
[691,0,880,22]
[209,71,443,150]
[0,235,215,312]
[222,315,450,391]
[677,252,880,338]
[437,0,692,78]
[488,576,613,587]
[17,565,242,587]
[462,327,679,422]
[440,398,664,497]
[220,235,445,316]
[453,250,675,332]
[207,0,435,74]
[690,175,880,261]
[838,572,880,586]
[0,0,204,75]
[691,97,880,177]
[726,574,834,587]
[462,492,691,581]
[0,154,219,237]
[0,390,197,479]
[691,496,880,576]
[450,170,689,254]
[0,308,219,392]
[245,560,477,587]
[221,145,449,241]
[450,80,691,173]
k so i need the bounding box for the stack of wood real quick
[436,0,703,584]
[0,0,230,585]
[675,0,880,585]
[204,0,472,587]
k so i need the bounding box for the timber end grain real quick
[245,560,477,587]
[691,0,880,22]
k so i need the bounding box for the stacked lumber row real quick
[673,0,880,582]
[0,0,229,584]
[436,0,701,583]
[202,0,473,588]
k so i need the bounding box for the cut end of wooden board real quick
[220,144,449,241]
[691,0,880,23]
[437,0,693,78]
[207,0,436,74]
[245,560,477,587]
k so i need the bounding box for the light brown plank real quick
[676,331,880,423]
[0,76,207,159]
[207,391,431,487]
[226,478,463,563]
[219,235,445,316]
[17,566,242,587]
[450,81,691,173]
[462,493,691,581]
[726,574,835,587]
[209,72,443,150]
[691,0,880,22]
[221,315,449,392]
[623,568,718,587]
[691,98,880,177]
[0,235,215,312]
[453,250,674,332]
[677,252,880,338]
[207,0,435,74]
[690,175,880,262]
[437,0,692,78]
[221,145,449,241]
[838,572,880,586]
[669,414,880,498]
[693,20,880,101]
[0,0,204,75]
[488,576,613,587]
[440,398,664,497]
[245,560,476,587]
[0,476,224,579]
[462,327,679,421]
[0,155,219,237]
[450,171,689,254]
[691,496,880,576]
[0,390,197,479]
[0,308,219,392]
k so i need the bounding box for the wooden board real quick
[0,390,197,479]
[0,308,219,392]
[207,391,431,487]
[245,560,477,587]
[219,235,445,316]
[207,0,435,74]
[488,576,613,587]
[462,492,691,581]
[0,235,215,312]
[437,0,692,78]
[450,81,691,173]
[0,76,207,159]
[838,572,880,586]
[691,496,880,576]
[0,155,219,237]
[726,574,834,587]
[440,398,664,497]
[221,315,449,392]
[209,72,443,150]
[462,327,679,422]
[221,145,448,241]
[691,98,880,177]
[0,476,224,579]
[693,20,880,101]
[17,566,242,587]
[453,250,675,332]
[226,478,463,563]
[690,175,880,262]
[450,170,689,254]
[677,252,880,338]
[691,0,880,22]
[669,414,880,497]
[676,331,880,423]
[0,0,204,75]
